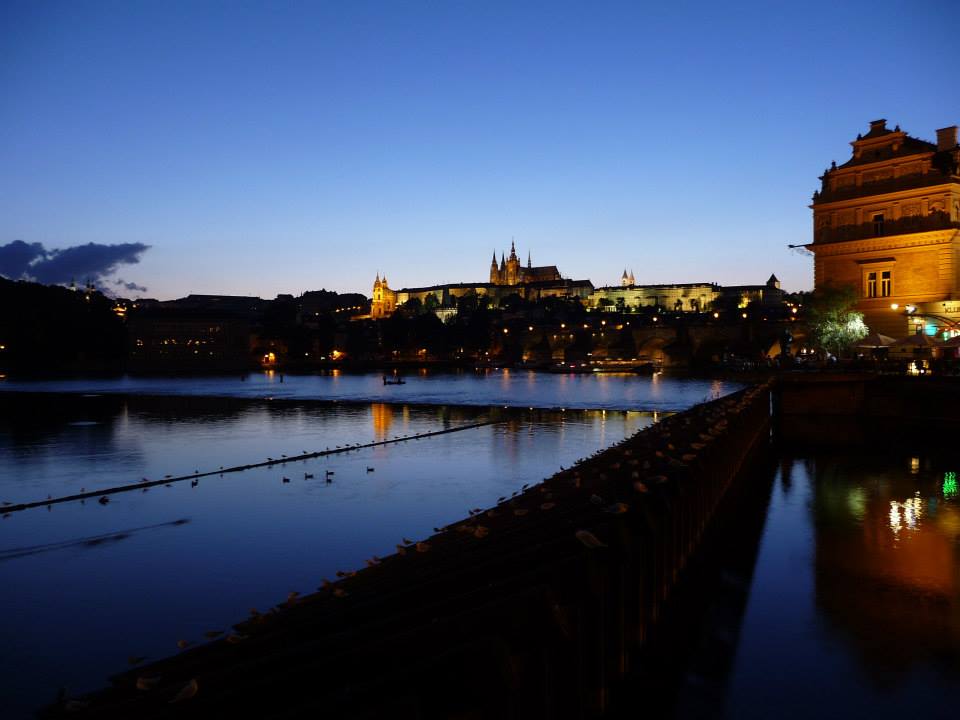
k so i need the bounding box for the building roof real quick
[396,282,497,293]
[525,265,561,280]
[594,282,720,291]
[522,278,593,289]
[838,134,935,169]
[159,294,263,313]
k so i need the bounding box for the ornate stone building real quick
[810,119,960,336]
[370,273,397,319]
[488,241,562,286]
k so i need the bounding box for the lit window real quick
[881,270,892,297]
[866,272,877,298]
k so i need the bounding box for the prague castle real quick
[810,119,960,336]
[370,240,783,319]
[371,243,594,319]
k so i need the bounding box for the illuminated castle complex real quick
[370,243,593,319]
[369,240,783,319]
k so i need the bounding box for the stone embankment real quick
[55,382,772,719]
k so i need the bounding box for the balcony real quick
[814,170,959,204]
[814,211,960,245]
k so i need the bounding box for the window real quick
[873,213,885,236]
[866,271,877,298]
[881,270,892,297]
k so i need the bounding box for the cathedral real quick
[489,241,562,285]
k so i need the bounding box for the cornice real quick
[811,182,959,211]
[832,150,933,176]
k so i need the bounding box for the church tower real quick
[371,273,397,318]
[505,240,521,285]
[489,251,501,284]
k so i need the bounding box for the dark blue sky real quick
[1,0,956,299]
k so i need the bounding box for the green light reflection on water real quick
[944,471,958,499]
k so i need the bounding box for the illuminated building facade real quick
[370,274,397,319]
[587,274,783,312]
[810,119,960,336]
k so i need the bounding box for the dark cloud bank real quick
[0,240,150,291]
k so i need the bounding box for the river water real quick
[0,368,727,411]
[7,374,957,718]
[0,372,734,716]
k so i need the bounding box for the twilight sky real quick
[1,0,956,300]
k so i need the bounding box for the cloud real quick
[0,240,150,288]
[115,278,148,293]
[0,240,46,278]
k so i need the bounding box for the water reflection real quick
[725,451,960,718]
[371,402,394,441]
[813,457,960,689]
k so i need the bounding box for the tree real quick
[400,297,423,316]
[807,281,868,356]
[499,293,528,312]
[423,293,440,312]
[456,291,477,314]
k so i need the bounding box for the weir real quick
[53,382,773,719]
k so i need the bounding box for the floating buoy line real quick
[2,420,500,514]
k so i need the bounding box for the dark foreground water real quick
[720,449,960,719]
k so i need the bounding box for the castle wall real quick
[588,284,719,311]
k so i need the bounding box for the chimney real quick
[869,119,887,133]
[936,126,958,151]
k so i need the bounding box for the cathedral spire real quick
[527,250,532,268]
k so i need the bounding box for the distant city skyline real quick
[1,0,956,300]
